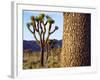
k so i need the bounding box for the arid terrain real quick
[23,48,61,69]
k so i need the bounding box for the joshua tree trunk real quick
[61,12,91,67]
[41,46,44,67]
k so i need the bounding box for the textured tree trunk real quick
[41,47,44,67]
[61,12,91,67]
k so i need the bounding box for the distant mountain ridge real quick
[23,39,62,52]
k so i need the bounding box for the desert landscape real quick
[23,11,91,69]
[23,47,61,69]
[23,39,62,69]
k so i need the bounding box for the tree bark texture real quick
[61,12,91,67]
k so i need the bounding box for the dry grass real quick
[23,48,61,69]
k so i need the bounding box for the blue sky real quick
[23,10,63,40]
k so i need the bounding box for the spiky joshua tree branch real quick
[26,13,59,66]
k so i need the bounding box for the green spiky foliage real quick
[27,13,59,67]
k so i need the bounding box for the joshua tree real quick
[26,13,58,67]
[46,39,57,60]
